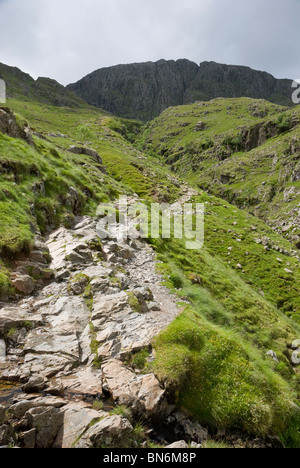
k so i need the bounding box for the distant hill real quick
[0,62,87,108]
[67,59,295,120]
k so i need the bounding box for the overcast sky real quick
[0,0,299,85]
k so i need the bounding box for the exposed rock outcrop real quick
[0,195,208,448]
[68,60,294,120]
[0,107,32,143]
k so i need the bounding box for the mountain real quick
[67,59,295,120]
[0,62,87,108]
[0,62,300,448]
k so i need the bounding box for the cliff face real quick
[67,60,294,120]
[68,59,199,120]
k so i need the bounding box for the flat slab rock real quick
[52,367,102,398]
[0,308,43,334]
[19,353,75,380]
[74,414,133,449]
[102,359,166,418]
[54,402,106,448]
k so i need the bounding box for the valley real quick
[0,62,299,448]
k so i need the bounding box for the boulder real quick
[25,406,64,448]
[165,441,189,449]
[165,413,208,444]
[22,375,47,393]
[68,146,103,165]
[267,350,279,363]
[9,397,66,419]
[102,359,166,418]
[11,275,35,294]
[18,429,36,449]
[75,415,133,449]
[54,403,105,448]
[0,406,6,424]
[194,121,206,131]
[0,425,9,446]
[0,107,32,142]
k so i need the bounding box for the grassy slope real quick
[137,98,300,244]
[1,95,300,445]
[0,62,86,108]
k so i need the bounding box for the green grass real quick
[92,400,104,411]
[131,349,151,370]
[110,405,132,420]
[8,99,181,203]
[1,93,300,445]
[0,98,180,298]
[146,199,300,445]
[203,440,231,449]
[137,97,300,244]
[153,307,297,441]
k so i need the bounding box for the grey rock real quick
[20,353,75,380]
[194,121,206,131]
[0,340,5,362]
[102,359,166,418]
[67,60,293,121]
[9,397,66,419]
[165,441,189,449]
[75,415,133,449]
[0,425,9,446]
[22,375,47,393]
[0,308,43,335]
[55,367,102,398]
[68,146,103,165]
[18,429,36,449]
[25,406,63,448]
[24,329,80,359]
[54,403,105,448]
[166,413,208,444]
[30,250,48,264]
[190,441,202,448]
[11,275,35,294]
[0,406,6,424]
[0,106,32,141]
[267,350,279,363]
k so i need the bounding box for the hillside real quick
[0,63,87,108]
[0,66,300,448]
[138,97,300,247]
[67,60,294,120]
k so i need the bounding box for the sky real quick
[0,0,299,85]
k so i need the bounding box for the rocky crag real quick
[67,60,294,120]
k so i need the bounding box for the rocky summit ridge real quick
[67,59,294,120]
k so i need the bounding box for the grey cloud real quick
[0,0,299,85]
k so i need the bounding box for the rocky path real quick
[0,190,208,448]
